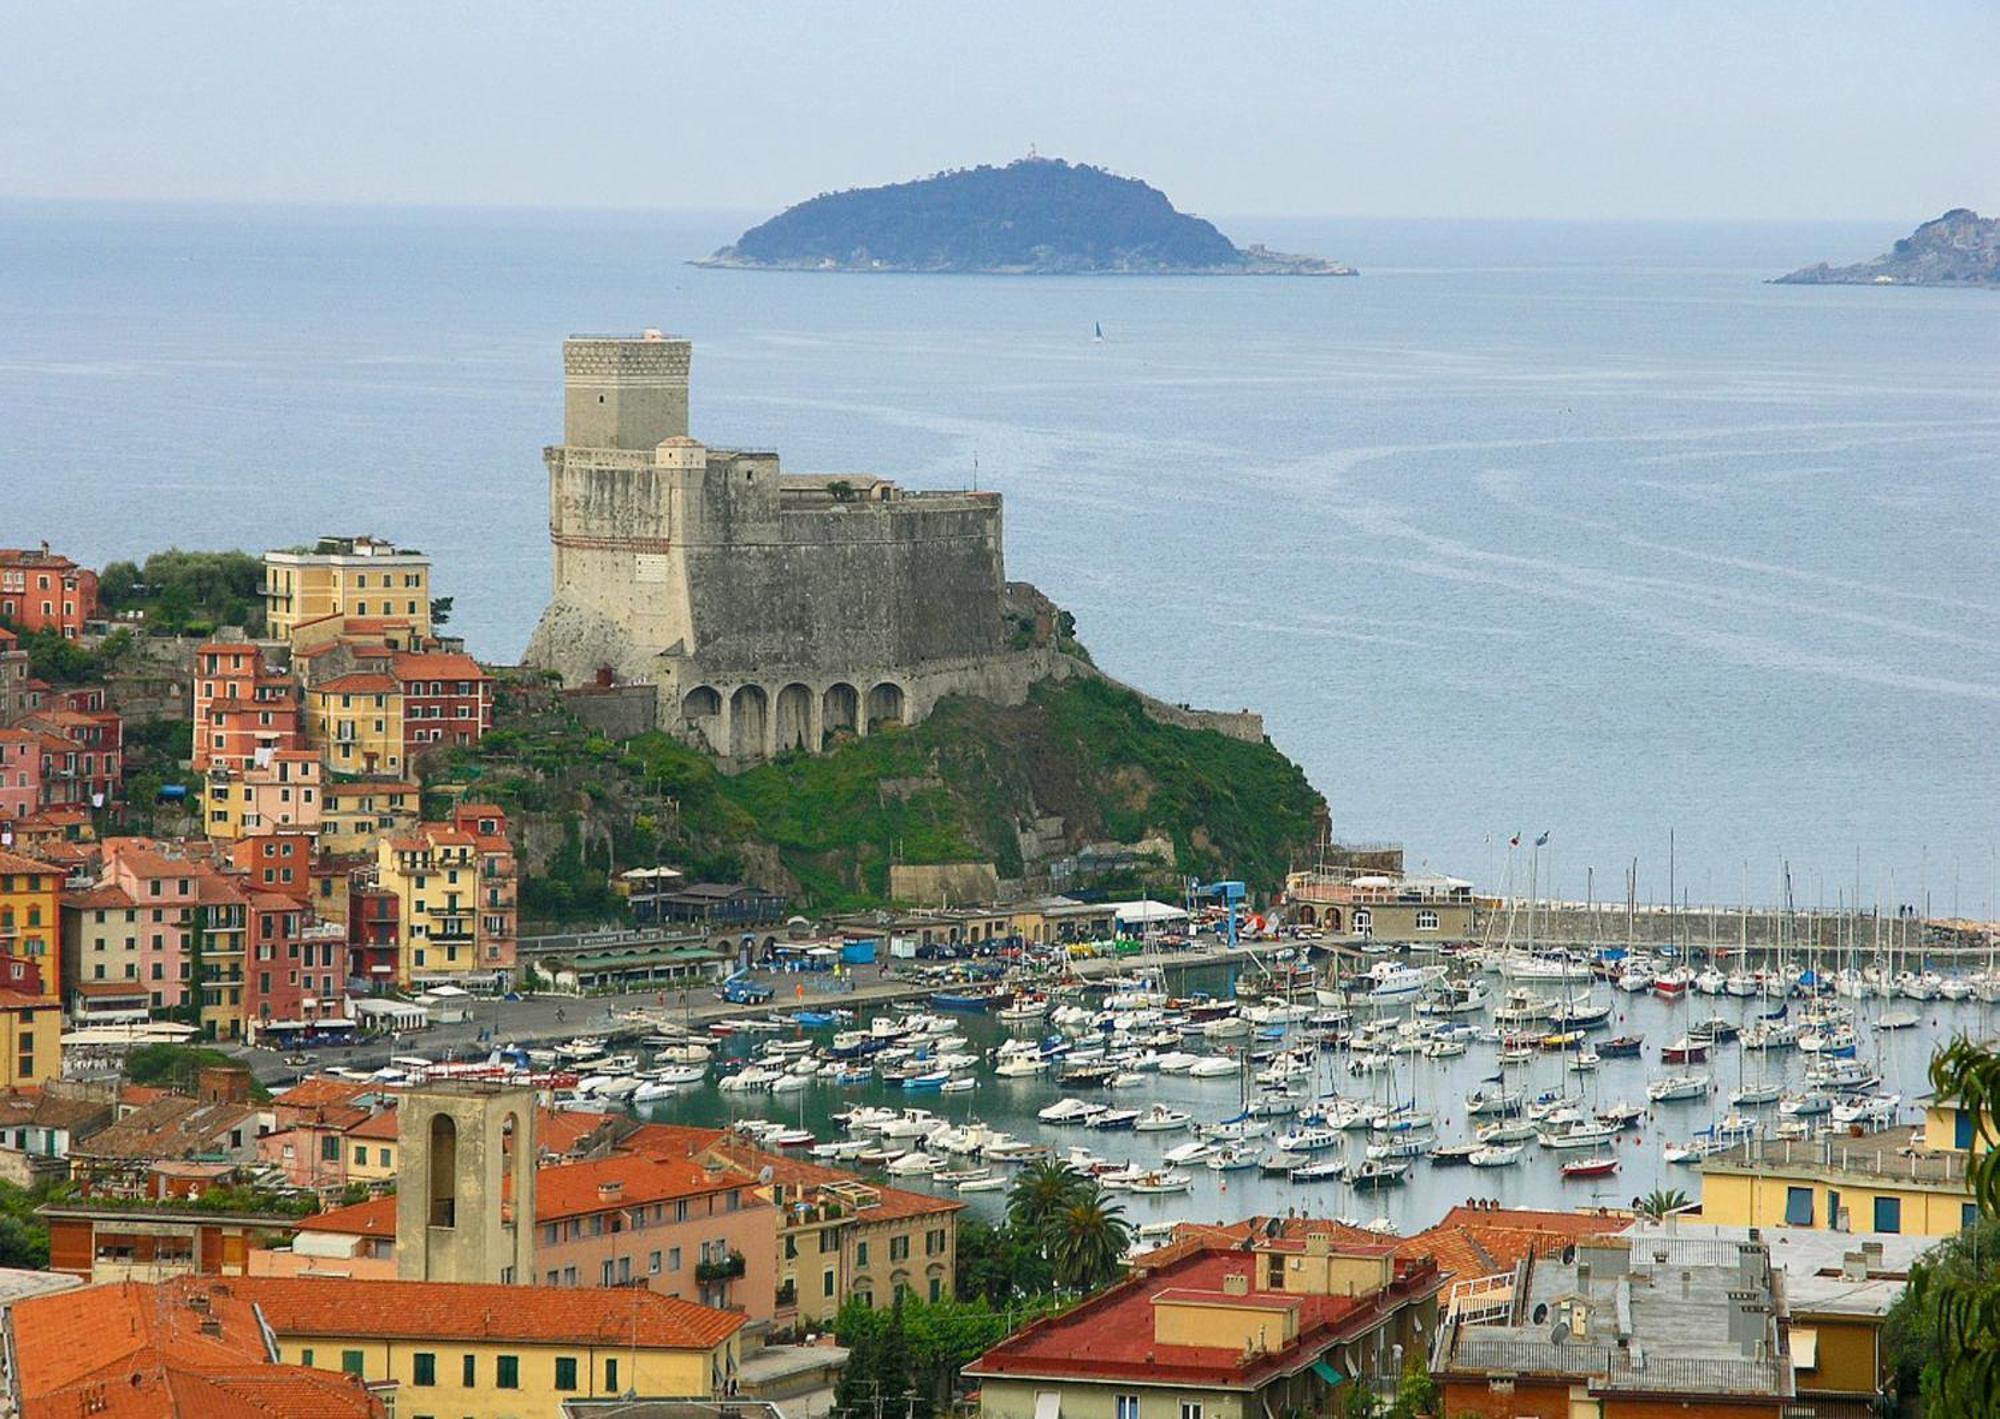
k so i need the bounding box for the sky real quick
[4,2,1996,221]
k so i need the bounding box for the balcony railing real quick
[695,1251,745,1284]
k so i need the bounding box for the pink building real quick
[100,840,202,1013]
[0,729,39,820]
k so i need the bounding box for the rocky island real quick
[696,156,1354,275]
[1775,208,1998,287]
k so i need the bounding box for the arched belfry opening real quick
[397,1083,538,1285]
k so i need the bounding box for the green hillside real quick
[437,676,1326,920]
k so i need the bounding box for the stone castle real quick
[525,330,1089,762]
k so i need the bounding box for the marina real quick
[352,936,2000,1235]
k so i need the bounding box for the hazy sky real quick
[6,2,1996,220]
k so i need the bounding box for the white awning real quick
[1034,1393,1061,1419]
[1791,1326,1818,1371]
[1112,901,1189,925]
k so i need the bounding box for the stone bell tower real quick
[395,1082,537,1285]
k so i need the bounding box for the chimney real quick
[1841,1251,1867,1281]
[1222,1272,1250,1297]
[1862,1241,1885,1268]
[598,1181,624,1201]
[1576,1261,1592,1291]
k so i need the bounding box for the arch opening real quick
[728,684,768,759]
[428,1113,458,1228]
[866,681,906,730]
[681,685,723,754]
[773,682,813,754]
[821,682,859,742]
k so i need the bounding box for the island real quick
[695,156,1355,276]
[1774,208,1998,287]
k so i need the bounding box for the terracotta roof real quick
[392,652,488,681]
[274,1077,373,1112]
[75,1095,254,1160]
[295,1194,397,1239]
[535,1105,615,1156]
[699,1137,963,1223]
[536,1154,751,1220]
[966,1244,1443,1389]
[63,883,137,910]
[229,1275,745,1350]
[345,1110,400,1141]
[0,849,58,877]
[12,1279,384,1419]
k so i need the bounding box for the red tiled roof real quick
[966,1244,1443,1389]
[0,849,58,877]
[63,883,137,910]
[274,1077,372,1112]
[311,673,397,694]
[296,1194,396,1239]
[228,1275,745,1350]
[392,652,488,680]
[536,1154,750,1219]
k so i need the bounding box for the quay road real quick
[226,934,1308,1087]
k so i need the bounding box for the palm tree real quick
[1007,1158,1085,1238]
[1047,1187,1132,1292]
[1636,1188,1691,1221]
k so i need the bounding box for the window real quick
[462,1355,476,1387]
[889,1235,909,1262]
[1957,1109,1976,1150]
[824,1268,836,1297]
[1828,1189,1842,1231]
[1415,909,1439,930]
[929,1275,943,1302]
[606,1357,619,1392]
[340,1350,364,1377]
[1966,1202,1981,1230]
[602,1259,615,1286]
[555,1357,578,1391]
[1784,1187,1813,1227]
[321,1136,339,1161]
[1873,1196,1902,1234]
[412,1353,436,1386]
[301,1349,314,1367]
[650,1250,662,1274]
[855,1240,869,1267]
[1180,1404,1203,1419]
[1117,1397,1142,1419]
[496,1355,519,1389]
[669,1246,681,1272]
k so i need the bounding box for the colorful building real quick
[967,1233,1444,1419]
[204,748,324,839]
[237,1274,741,1415]
[0,726,43,819]
[264,536,433,644]
[372,819,515,985]
[306,672,405,778]
[0,849,61,1051]
[1701,1116,1980,1237]
[60,881,144,1017]
[191,640,302,773]
[0,544,99,638]
[393,650,492,757]
[319,779,420,855]
[227,830,315,899]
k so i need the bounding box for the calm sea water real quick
[3,203,1996,907]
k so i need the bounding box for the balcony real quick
[695,1251,745,1284]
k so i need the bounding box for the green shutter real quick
[1311,1359,1346,1386]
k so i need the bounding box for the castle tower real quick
[395,1082,537,1285]
[563,330,691,451]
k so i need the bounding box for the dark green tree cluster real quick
[124,1043,273,1102]
[99,549,264,634]
[0,1180,58,1268]
[1884,1036,2000,1413]
[833,1291,1066,1418]
[1005,1159,1131,1293]
[0,622,133,685]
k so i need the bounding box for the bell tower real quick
[395,1082,537,1285]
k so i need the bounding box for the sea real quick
[2,203,1996,911]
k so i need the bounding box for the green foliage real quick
[1890,1036,2000,1411]
[0,1180,57,1268]
[1636,1188,1691,1220]
[724,158,1246,273]
[1384,1353,1437,1419]
[954,1216,1054,1304]
[100,549,264,634]
[430,595,454,627]
[1004,1160,1129,1293]
[835,1292,1067,1413]
[124,1043,273,1102]
[519,817,630,926]
[0,623,133,685]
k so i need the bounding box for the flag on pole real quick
[1509,833,1520,848]
[1535,831,1550,847]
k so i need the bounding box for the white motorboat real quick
[1133,1105,1193,1133]
[1646,1074,1712,1103]
[1468,1143,1524,1167]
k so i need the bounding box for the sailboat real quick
[1092,321,1105,343]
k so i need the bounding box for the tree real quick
[1890,1036,2000,1411]
[955,1216,1054,1304]
[1006,1158,1085,1239]
[834,1303,880,1419]
[874,1292,929,1419]
[430,595,454,627]
[1636,1188,1691,1220]
[1044,1189,1130,1293]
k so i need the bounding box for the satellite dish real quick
[1561,1243,1577,1265]
[1265,1217,1283,1239]
[1531,1303,1549,1325]
[1550,1320,1571,1346]
[758,1165,774,1184]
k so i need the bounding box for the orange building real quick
[191,641,303,773]
[0,544,98,638]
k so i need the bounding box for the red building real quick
[347,881,400,985]
[391,650,491,756]
[0,545,98,639]
[192,641,302,773]
[18,689,122,809]
[0,727,39,820]
[227,831,314,900]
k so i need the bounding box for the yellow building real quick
[224,1275,742,1417]
[264,536,432,643]
[375,824,485,985]
[203,750,324,841]
[0,848,62,1085]
[1701,1121,1979,1236]
[320,780,421,855]
[195,871,250,1042]
[306,673,405,779]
